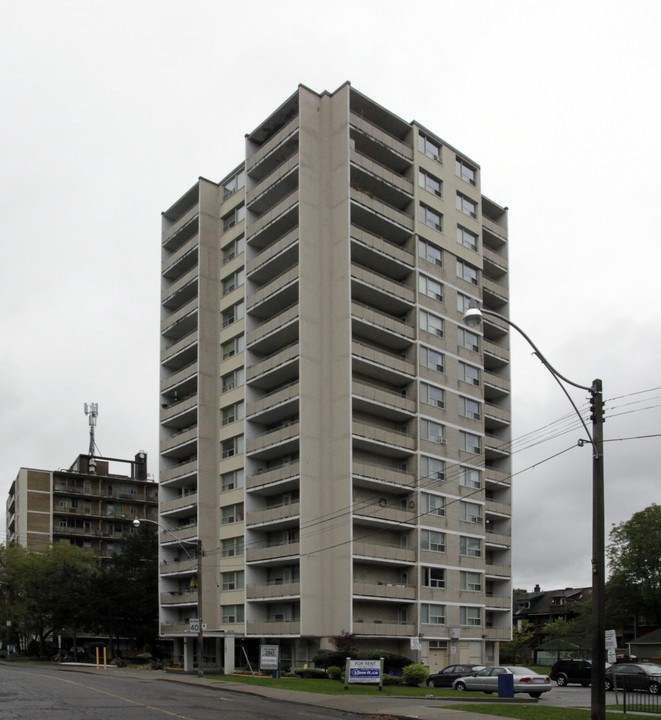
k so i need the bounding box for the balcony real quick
[352,420,415,452]
[160,493,198,515]
[247,266,299,316]
[352,461,416,490]
[247,501,300,527]
[247,156,299,215]
[354,503,416,526]
[352,621,415,636]
[162,266,198,309]
[246,461,300,490]
[246,304,298,349]
[163,210,198,252]
[247,382,299,418]
[351,189,414,234]
[247,228,298,279]
[160,362,197,396]
[351,263,414,311]
[247,117,299,179]
[246,541,300,563]
[350,226,414,272]
[160,394,197,428]
[350,150,413,209]
[246,191,298,244]
[353,542,415,564]
[247,343,299,383]
[161,427,197,455]
[349,112,413,167]
[246,581,300,599]
[353,581,416,600]
[160,621,192,635]
[247,620,300,635]
[351,340,415,383]
[160,589,198,605]
[163,239,198,281]
[352,380,415,415]
[351,301,414,344]
[162,300,198,342]
[161,460,197,484]
[246,422,299,454]
[160,556,198,575]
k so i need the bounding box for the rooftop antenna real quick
[84,402,99,474]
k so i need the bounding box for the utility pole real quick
[591,379,606,720]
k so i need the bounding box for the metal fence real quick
[621,690,661,714]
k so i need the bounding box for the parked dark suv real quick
[550,659,593,686]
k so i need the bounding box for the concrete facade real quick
[158,83,512,673]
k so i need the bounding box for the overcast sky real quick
[2,0,660,593]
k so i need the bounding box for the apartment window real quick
[222,367,244,393]
[460,536,482,558]
[421,603,446,624]
[419,274,443,302]
[459,397,481,421]
[222,401,244,426]
[460,431,481,454]
[423,567,446,589]
[459,466,481,489]
[418,134,442,162]
[422,493,446,517]
[222,267,245,295]
[419,310,444,337]
[222,235,245,264]
[456,259,479,285]
[420,346,444,374]
[421,419,445,444]
[460,571,482,592]
[456,292,475,315]
[420,455,445,482]
[457,226,478,251]
[456,192,478,219]
[418,238,443,266]
[222,334,244,360]
[461,501,482,524]
[420,382,445,409]
[221,469,244,492]
[456,158,477,186]
[223,169,246,199]
[221,435,244,459]
[460,606,481,626]
[221,604,245,623]
[421,529,446,553]
[221,503,244,525]
[421,204,442,232]
[459,328,480,352]
[222,205,245,232]
[418,169,442,196]
[222,301,245,328]
[221,536,244,557]
[221,570,244,591]
[459,361,480,386]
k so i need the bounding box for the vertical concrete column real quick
[224,635,236,674]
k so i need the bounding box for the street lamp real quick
[132,517,205,677]
[463,306,605,720]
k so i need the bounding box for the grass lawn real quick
[445,704,647,719]
[213,674,475,697]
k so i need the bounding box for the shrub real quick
[401,663,429,687]
[294,668,329,679]
[356,650,413,675]
[382,674,403,686]
[327,665,343,680]
[311,649,350,668]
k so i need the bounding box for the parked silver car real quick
[453,665,553,698]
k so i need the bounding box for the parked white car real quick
[453,665,553,698]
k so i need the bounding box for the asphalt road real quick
[0,664,360,720]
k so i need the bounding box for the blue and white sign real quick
[347,659,382,684]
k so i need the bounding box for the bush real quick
[382,674,403,686]
[311,649,349,668]
[327,665,343,680]
[356,650,413,675]
[401,663,429,687]
[294,668,329,679]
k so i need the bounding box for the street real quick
[0,664,358,720]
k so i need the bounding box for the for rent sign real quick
[344,658,384,690]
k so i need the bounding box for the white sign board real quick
[189,619,207,632]
[605,629,617,649]
[347,659,382,684]
[260,644,280,670]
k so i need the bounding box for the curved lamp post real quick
[463,306,605,720]
[133,517,205,677]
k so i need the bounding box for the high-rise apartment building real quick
[159,82,511,674]
[7,452,157,554]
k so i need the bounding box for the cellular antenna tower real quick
[84,402,99,474]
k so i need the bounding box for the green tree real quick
[500,620,535,663]
[607,503,661,627]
